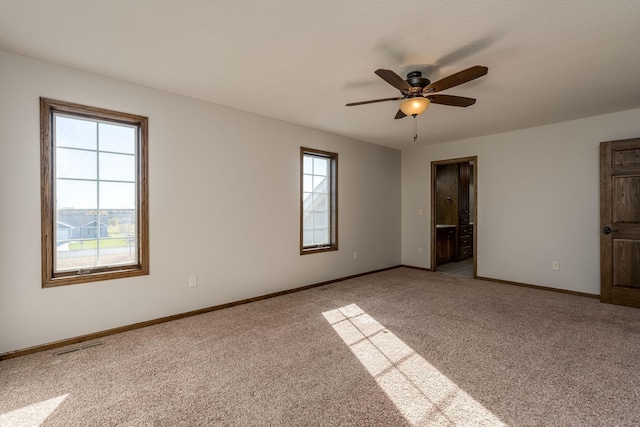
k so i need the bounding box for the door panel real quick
[613,240,640,288]
[601,138,640,307]
[614,148,640,166]
[613,176,640,223]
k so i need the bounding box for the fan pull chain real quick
[413,114,418,142]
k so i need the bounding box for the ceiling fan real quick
[346,66,488,119]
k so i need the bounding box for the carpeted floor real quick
[2,267,640,426]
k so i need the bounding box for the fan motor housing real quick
[406,71,430,89]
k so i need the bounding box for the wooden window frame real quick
[40,98,149,288]
[300,147,338,255]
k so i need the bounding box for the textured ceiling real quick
[1,0,640,150]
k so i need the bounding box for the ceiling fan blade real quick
[423,66,488,93]
[375,69,412,93]
[394,109,407,119]
[346,97,402,106]
[428,94,477,107]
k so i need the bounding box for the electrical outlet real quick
[418,209,423,216]
[418,248,423,255]
[189,276,198,287]
[552,262,560,271]
[353,251,358,260]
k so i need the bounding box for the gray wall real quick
[0,50,401,354]
[402,108,640,294]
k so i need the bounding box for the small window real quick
[300,147,338,254]
[40,98,149,287]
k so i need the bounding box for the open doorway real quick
[430,156,477,278]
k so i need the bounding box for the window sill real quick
[43,266,149,288]
[300,245,338,255]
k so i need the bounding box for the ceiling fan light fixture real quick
[399,97,430,116]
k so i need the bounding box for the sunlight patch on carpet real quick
[0,394,68,427]
[323,304,504,426]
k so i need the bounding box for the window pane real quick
[303,210,313,229]
[314,193,328,210]
[56,243,97,272]
[55,115,97,150]
[303,156,313,174]
[314,211,328,228]
[302,192,312,210]
[100,182,135,209]
[106,209,137,237]
[56,148,97,180]
[98,237,137,267]
[313,157,327,176]
[303,174,313,192]
[57,180,97,209]
[99,152,135,182]
[313,176,326,192]
[313,229,329,245]
[303,229,313,245]
[99,122,136,154]
[54,209,138,272]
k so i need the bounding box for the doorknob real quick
[602,226,618,235]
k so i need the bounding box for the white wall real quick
[402,108,640,294]
[0,50,401,355]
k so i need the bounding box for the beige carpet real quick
[2,267,640,426]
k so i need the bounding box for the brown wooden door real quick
[600,138,640,307]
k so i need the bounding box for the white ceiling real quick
[1,0,640,150]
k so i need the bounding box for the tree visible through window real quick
[300,147,337,254]
[40,98,149,287]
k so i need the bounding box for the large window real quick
[300,147,338,254]
[40,98,149,287]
